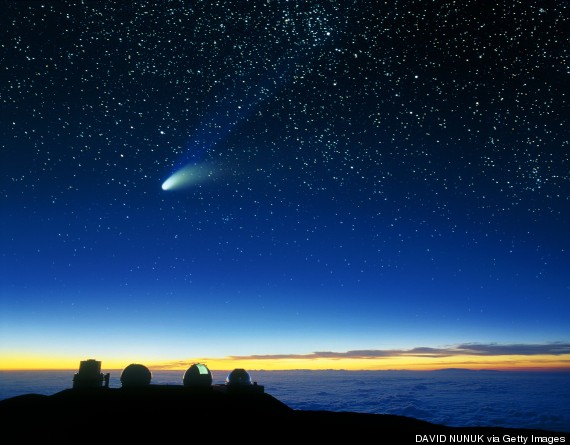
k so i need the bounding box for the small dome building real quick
[120,363,152,387]
[226,368,253,386]
[224,368,264,393]
[183,363,213,387]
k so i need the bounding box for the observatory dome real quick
[120,364,152,387]
[183,363,213,387]
[226,368,253,386]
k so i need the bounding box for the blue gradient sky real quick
[1,1,569,370]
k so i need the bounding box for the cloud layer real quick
[151,342,570,370]
[224,342,570,361]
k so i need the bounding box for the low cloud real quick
[226,342,570,361]
[153,342,570,369]
[454,343,570,356]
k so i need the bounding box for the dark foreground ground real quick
[2,385,568,443]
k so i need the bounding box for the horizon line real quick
[2,366,570,373]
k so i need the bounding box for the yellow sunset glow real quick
[2,353,569,372]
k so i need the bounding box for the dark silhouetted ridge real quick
[2,384,568,443]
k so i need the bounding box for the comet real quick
[161,163,218,191]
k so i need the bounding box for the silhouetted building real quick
[73,359,109,389]
[120,364,152,387]
[183,363,213,387]
[224,368,264,393]
[226,368,253,386]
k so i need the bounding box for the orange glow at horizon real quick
[2,354,569,372]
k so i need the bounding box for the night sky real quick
[1,1,569,370]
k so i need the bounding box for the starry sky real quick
[1,1,569,371]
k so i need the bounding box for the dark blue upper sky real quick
[1,1,568,367]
